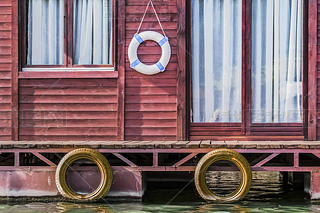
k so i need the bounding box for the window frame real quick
[19,0,117,70]
[187,0,309,140]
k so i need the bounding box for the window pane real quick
[251,0,303,123]
[73,0,112,65]
[27,0,64,65]
[191,0,242,123]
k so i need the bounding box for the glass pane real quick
[26,0,64,65]
[251,0,303,123]
[73,0,113,65]
[191,0,242,123]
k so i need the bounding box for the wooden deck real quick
[0,141,319,149]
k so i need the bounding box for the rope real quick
[136,0,167,37]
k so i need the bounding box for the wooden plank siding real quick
[18,79,118,141]
[0,0,121,141]
[0,0,319,142]
[124,0,178,141]
[0,0,12,141]
[315,0,320,140]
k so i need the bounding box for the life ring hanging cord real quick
[128,0,171,75]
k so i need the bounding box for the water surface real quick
[0,172,318,212]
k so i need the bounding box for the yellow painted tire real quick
[194,149,251,202]
[55,148,113,201]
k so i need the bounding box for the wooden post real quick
[117,0,126,141]
[176,0,187,141]
[307,0,317,140]
[11,0,19,141]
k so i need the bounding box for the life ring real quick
[128,31,171,75]
[55,148,113,201]
[194,149,252,202]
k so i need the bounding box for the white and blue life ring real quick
[128,31,171,75]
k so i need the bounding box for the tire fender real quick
[55,148,113,201]
[194,149,252,202]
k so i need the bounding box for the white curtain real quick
[191,0,242,123]
[27,0,64,65]
[252,0,302,123]
[73,0,112,65]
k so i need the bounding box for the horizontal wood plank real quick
[125,95,176,104]
[126,6,177,14]
[18,71,118,79]
[19,87,117,95]
[126,112,177,119]
[125,103,176,111]
[125,127,176,136]
[19,136,117,141]
[126,0,176,6]
[19,103,118,111]
[125,119,176,127]
[19,95,118,104]
[19,111,117,120]
[19,119,117,128]
[19,79,117,88]
[19,127,117,136]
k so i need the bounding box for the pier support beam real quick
[108,167,145,198]
[305,170,320,200]
[0,171,58,197]
[288,172,305,189]
[0,167,145,199]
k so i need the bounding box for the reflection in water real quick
[55,202,114,212]
[0,172,319,212]
[206,171,241,196]
[0,202,317,213]
[0,202,115,213]
[205,160,242,197]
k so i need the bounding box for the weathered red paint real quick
[1,145,320,173]
[0,167,144,198]
[308,0,318,140]
[124,0,178,141]
[0,0,13,141]
[1,141,320,198]
[307,170,320,199]
[0,171,58,197]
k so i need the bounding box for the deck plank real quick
[172,141,189,149]
[199,140,211,148]
[0,141,320,149]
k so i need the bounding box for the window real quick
[191,0,242,123]
[251,0,302,123]
[190,0,304,136]
[21,0,114,68]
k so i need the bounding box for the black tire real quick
[194,149,251,202]
[55,148,113,201]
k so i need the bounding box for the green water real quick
[0,172,318,212]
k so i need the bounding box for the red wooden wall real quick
[0,0,183,142]
[316,0,320,140]
[0,0,13,141]
[0,0,318,141]
[124,0,178,141]
[18,78,118,141]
